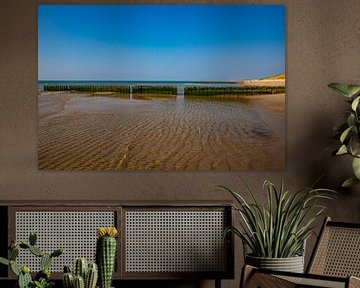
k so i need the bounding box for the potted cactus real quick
[63,258,98,288]
[0,232,63,288]
[96,227,118,288]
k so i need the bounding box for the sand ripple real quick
[38,93,285,170]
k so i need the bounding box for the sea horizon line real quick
[38,80,241,83]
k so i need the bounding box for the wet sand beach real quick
[38,92,285,170]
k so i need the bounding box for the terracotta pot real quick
[245,254,305,273]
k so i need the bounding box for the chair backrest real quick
[307,217,360,277]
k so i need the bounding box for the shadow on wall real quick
[286,105,360,267]
[289,104,360,219]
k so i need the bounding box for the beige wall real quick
[1,0,360,287]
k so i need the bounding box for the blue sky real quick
[38,5,285,81]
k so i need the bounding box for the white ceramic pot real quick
[245,254,305,273]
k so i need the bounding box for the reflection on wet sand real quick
[38,92,285,170]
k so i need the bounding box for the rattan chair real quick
[241,217,360,288]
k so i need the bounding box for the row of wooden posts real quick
[43,84,285,96]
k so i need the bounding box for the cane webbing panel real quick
[15,211,115,272]
[309,226,360,277]
[248,273,297,288]
[277,275,345,288]
[125,210,227,273]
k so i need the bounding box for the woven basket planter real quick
[245,254,305,273]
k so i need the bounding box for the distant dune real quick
[241,73,285,87]
[260,73,285,80]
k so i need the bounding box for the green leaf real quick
[336,144,348,155]
[347,114,356,129]
[340,126,353,143]
[40,254,51,270]
[349,135,360,157]
[29,246,44,257]
[0,257,9,266]
[8,247,19,261]
[352,157,360,179]
[347,85,360,97]
[328,83,352,97]
[10,261,20,276]
[18,271,32,288]
[351,96,360,111]
[222,179,335,258]
[342,177,360,188]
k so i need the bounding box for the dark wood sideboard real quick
[0,201,234,288]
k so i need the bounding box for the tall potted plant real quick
[328,83,360,187]
[221,179,334,273]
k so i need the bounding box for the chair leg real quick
[215,278,221,288]
[240,265,255,288]
[249,273,296,288]
[240,265,296,288]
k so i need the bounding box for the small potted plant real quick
[61,227,118,288]
[62,258,98,288]
[96,227,118,288]
[0,232,63,288]
[328,83,360,187]
[221,179,334,273]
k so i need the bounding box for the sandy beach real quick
[38,92,285,170]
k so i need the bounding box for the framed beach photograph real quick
[38,5,285,171]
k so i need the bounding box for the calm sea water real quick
[37,80,240,92]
